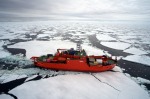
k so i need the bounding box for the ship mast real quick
[76,42,82,51]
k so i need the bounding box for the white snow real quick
[0,68,41,78]
[101,42,131,50]
[0,74,10,83]
[0,94,13,99]
[43,30,57,35]
[0,74,27,84]
[29,33,37,36]
[53,37,63,40]
[112,66,123,72]
[117,35,137,43]
[37,34,49,38]
[0,50,11,58]
[0,41,4,49]
[2,75,19,83]
[94,72,149,99]
[9,73,149,99]
[25,75,38,82]
[124,47,147,55]
[136,77,150,84]
[17,75,27,79]
[96,34,116,41]
[0,41,11,58]
[8,40,106,59]
[132,77,150,84]
[86,31,97,35]
[123,55,150,66]
[71,32,86,36]
[0,33,20,40]
[3,54,33,66]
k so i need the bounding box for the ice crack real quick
[91,73,120,92]
[5,92,18,99]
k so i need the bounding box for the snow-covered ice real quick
[132,77,150,84]
[0,41,11,58]
[101,42,131,50]
[9,73,149,99]
[17,75,27,79]
[25,75,38,82]
[112,66,123,72]
[1,68,41,76]
[0,94,13,99]
[0,73,27,84]
[1,54,33,66]
[37,34,49,38]
[2,75,19,83]
[0,50,11,58]
[94,72,149,99]
[0,41,4,49]
[8,40,107,59]
[0,21,150,99]
[123,55,150,66]
[96,34,116,41]
[123,47,147,55]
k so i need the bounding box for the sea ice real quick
[0,41,11,58]
[2,54,33,66]
[37,34,50,38]
[8,40,106,59]
[96,34,116,41]
[0,94,13,99]
[136,77,150,84]
[0,50,11,58]
[25,75,38,82]
[123,47,147,55]
[101,42,131,50]
[8,73,149,99]
[132,77,150,85]
[2,75,19,83]
[17,75,27,79]
[112,66,123,72]
[0,40,4,49]
[123,55,150,66]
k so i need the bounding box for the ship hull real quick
[33,58,116,72]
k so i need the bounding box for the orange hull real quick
[33,57,116,72]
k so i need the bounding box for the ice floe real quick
[0,41,11,58]
[101,42,131,50]
[25,75,38,82]
[17,75,27,79]
[123,47,147,55]
[2,54,33,66]
[1,68,41,76]
[112,66,123,72]
[96,34,116,41]
[123,55,150,66]
[2,74,19,83]
[0,40,4,49]
[0,94,13,99]
[9,73,149,99]
[8,40,107,59]
[133,77,150,84]
[0,21,150,99]
[37,34,50,38]
[0,50,11,58]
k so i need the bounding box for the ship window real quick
[97,59,102,64]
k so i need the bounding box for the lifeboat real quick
[31,47,117,72]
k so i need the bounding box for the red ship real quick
[31,44,117,72]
